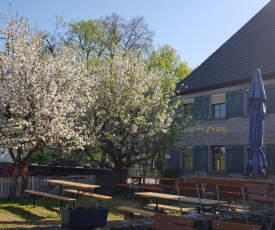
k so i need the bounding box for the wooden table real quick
[117,183,164,197]
[155,177,182,192]
[129,176,181,186]
[134,191,227,214]
[45,179,99,189]
[128,176,147,186]
[59,176,86,182]
[128,176,183,194]
[45,179,99,207]
[155,177,182,184]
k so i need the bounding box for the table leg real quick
[124,187,127,198]
[264,204,275,230]
[59,185,63,196]
[142,177,145,185]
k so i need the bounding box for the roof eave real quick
[176,71,275,96]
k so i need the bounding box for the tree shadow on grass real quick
[23,197,60,214]
[1,206,44,221]
[43,205,60,214]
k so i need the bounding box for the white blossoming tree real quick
[82,51,180,183]
[0,14,91,197]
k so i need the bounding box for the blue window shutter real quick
[226,89,243,117]
[226,145,244,173]
[194,96,209,119]
[226,91,234,116]
[265,144,275,175]
[265,84,275,114]
[170,151,180,167]
[193,146,208,171]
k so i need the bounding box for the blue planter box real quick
[61,207,108,229]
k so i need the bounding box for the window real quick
[174,102,194,123]
[183,103,194,117]
[212,146,226,171]
[182,147,193,170]
[211,94,225,118]
[214,103,225,118]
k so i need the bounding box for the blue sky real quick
[0,0,270,68]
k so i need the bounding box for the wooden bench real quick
[64,189,112,200]
[175,181,220,229]
[212,219,261,230]
[194,177,246,187]
[130,185,163,191]
[162,184,176,193]
[152,213,195,230]
[215,184,250,222]
[146,203,196,214]
[193,177,252,211]
[24,190,75,210]
[117,183,163,197]
[64,189,112,206]
[117,206,155,219]
[117,183,163,191]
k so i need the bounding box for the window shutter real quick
[226,145,244,173]
[265,84,275,114]
[169,151,180,167]
[265,144,275,175]
[194,96,209,119]
[226,91,234,116]
[193,146,208,171]
[226,89,243,117]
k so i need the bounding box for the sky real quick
[0,0,270,68]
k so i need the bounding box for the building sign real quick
[183,125,227,134]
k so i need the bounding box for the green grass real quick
[0,194,141,229]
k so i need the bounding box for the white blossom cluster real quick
[0,14,92,153]
[0,13,177,166]
[85,52,176,160]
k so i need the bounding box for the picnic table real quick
[55,175,86,182]
[127,176,182,193]
[116,183,163,197]
[25,179,100,209]
[134,191,226,214]
[194,176,275,229]
[44,179,99,205]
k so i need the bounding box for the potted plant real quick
[61,198,108,229]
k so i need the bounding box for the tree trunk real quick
[114,167,127,184]
[113,167,127,194]
[20,162,29,198]
[8,147,38,198]
[9,163,21,198]
[9,160,29,198]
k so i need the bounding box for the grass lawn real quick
[0,194,141,229]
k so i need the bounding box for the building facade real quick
[171,0,275,179]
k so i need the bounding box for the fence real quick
[0,175,95,198]
[127,168,161,177]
